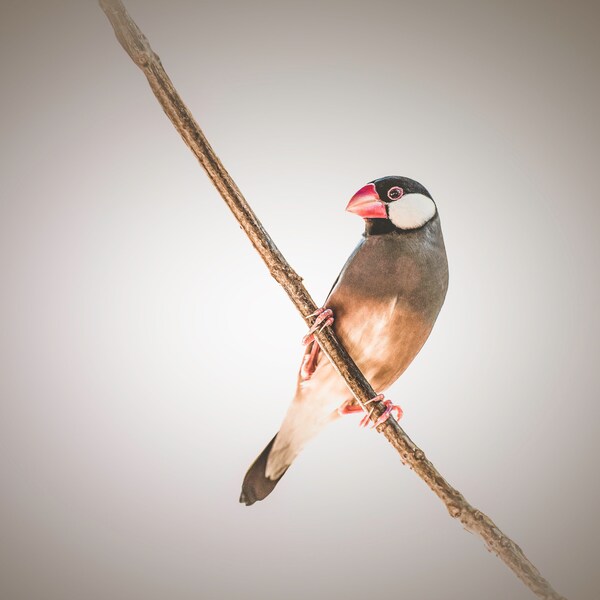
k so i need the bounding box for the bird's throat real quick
[365,219,397,236]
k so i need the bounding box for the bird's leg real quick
[299,308,334,380]
[301,307,334,346]
[337,400,364,416]
[300,340,321,381]
[360,394,403,429]
[339,399,376,428]
[337,395,403,428]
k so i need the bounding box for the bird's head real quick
[346,176,437,231]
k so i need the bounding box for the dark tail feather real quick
[240,434,288,506]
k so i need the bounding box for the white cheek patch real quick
[388,193,436,230]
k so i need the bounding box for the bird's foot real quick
[337,400,364,416]
[302,307,334,346]
[359,394,403,429]
[300,340,321,381]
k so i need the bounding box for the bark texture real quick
[99,2,566,598]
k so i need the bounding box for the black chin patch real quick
[365,219,396,235]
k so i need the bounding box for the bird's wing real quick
[265,243,370,479]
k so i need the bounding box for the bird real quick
[240,176,449,505]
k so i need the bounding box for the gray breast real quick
[326,216,448,390]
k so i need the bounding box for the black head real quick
[346,175,437,232]
[371,176,432,203]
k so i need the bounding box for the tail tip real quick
[239,434,287,506]
[239,489,257,506]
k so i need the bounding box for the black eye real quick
[387,186,404,201]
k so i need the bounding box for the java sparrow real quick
[240,176,448,505]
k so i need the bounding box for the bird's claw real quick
[302,307,334,346]
[300,339,320,381]
[359,394,403,428]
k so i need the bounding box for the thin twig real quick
[98,2,566,598]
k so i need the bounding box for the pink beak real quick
[345,183,387,219]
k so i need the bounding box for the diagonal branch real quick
[98,2,566,598]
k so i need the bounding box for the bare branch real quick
[98,2,566,598]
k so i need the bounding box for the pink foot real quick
[359,394,403,429]
[302,307,334,346]
[300,340,320,381]
[337,400,364,416]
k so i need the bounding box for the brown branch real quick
[98,2,566,598]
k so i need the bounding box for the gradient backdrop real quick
[1,1,599,599]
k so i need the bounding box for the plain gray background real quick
[1,1,598,599]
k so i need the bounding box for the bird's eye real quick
[387,186,404,201]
